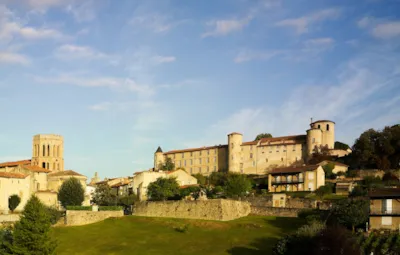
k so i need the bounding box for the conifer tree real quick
[7,195,57,255]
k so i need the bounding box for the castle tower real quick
[154,146,165,171]
[228,132,243,173]
[31,134,64,172]
[306,128,322,156]
[307,120,335,156]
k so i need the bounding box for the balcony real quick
[272,178,304,185]
[370,208,400,216]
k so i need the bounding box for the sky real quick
[0,0,399,179]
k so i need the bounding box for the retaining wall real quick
[134,199,251,221]
[65,210,124,226]
[250,206,302,217]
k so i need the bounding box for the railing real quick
[272,178,304,185]
[370,208,400,215]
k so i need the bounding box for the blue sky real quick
[0,0,399,179]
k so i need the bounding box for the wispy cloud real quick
[152,55,176,64]
[129,13,182,33]
[234,49,284,63]
[275,8,341,34]
[202,16,252,38]
[34,74,155,96]
[65,0,97,22]
[0,51,30,65]
[53,44,117,63]
[358,16,400,39]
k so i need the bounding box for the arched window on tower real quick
[57,146,60,157]
[53,145,56,156]
[47,162,49,169]
[42,162,46,168]
[318,124,320,129]
[47,145,50,156]
[43,145,45,156]
[326,124,330,131]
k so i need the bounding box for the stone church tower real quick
[31,134,64,172]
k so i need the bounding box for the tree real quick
[209,171,229,186]
[254,133,272,141]
[224,174,252,198]
[8,194,21,212]
[118,194,138,207]
[192,173,207,186]
[382,171,399,186]
[147,177,180,201]
[158,157,175,171]
[331,198,369,232]
[322,163,336,179]
[334,141,350,151]
[315,184,333,198]
[311,226,361,255]
[58,177,85,208]
[308,145,332,164]
[92,183,118,206]
[6,195,57,255]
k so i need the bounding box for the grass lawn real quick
[52,216,304,255]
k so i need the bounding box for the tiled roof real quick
[23,165,51,173]
[48,170,85,177]
[369,188,400,198]
[242,135,307,146]
[164,145,228,155]
[0,172,28,179]
[156,146,163,153]
[0,159,31,168]
[111,180,131,188]
[269,165,319,175]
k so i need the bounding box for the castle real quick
[154,120,348,175]
[0,134,88,213]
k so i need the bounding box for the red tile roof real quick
[269,165,320,175]
[0,172,29,179]
[23,165,51,173]
[111,180,131,188]
[164,145,228,155]
[0,159,31,168]
[48,170,85,177]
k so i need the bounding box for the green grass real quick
[52,216,304,255]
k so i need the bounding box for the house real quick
[317,160,349,174]
[268,165,325,192]
[369,188,400,230]
[132,169,198,200]
[111,179,133,196]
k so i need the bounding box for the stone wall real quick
[243,196,331,210]
[134,199,251,221]
[0,214,20,223]
[250,206,301,217]
[65,210,124,226]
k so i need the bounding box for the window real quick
[250,153,253,159]
[276,146,279,152]
[47,145,50,156]
[312,138,315,143]
[207,158,210,163]
[266,158,268,163]
[207,150,210,155]
[383,199,393,213]
[190,159,192,165]
[182,153,184,158]
[250,145,253,150]
[281,158,283,162]
[308,172,315,180]
[184,160,187,167]
[199,151,202,156]
[214,157,216,162]
[318,124,320,129]
[46,162,49,169]
[293,145,296,151]
[199,167,202,173]
[231,143,234,149]
[53,162,55,170]
[207,166,209,172]
[199,158,202,164]
[232,156,234,160]
[43,145,45,156]
[382,216,392,226]
[53,145,56,156]
[190,152,193,156]
[37,183,40,190]
[42,162,46,168]
[327,124,330,131]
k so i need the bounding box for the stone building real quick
[154,119,345,175]
[0,134,88,213]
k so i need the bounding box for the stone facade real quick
[154,120,346,176]
[134,199,251,221]
[65,210,124,226]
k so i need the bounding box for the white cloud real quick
[0,51,30,65]
[276,8,341,34]
[65,0,96,22]
[129,14,176,33]
[371,21,400,39]
[152,55,176,64]
[234,49,284,63]
[202,16,252,38]
[34,74,155,96]
[88,102,112,111]
[53,44,116,62]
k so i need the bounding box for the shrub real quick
[8,194,21,212]
[118,194,139,207]
[179,186,201,198]
[5,195,57,254]
[315,184,333,198]
[92,183,118,206]
[224,173,252,198]
[312,225,361,255]
[66,206,92,211]
[58,177,85,208]
[147,177,180,201]
[45,206,64,225]
[98,206,123,211]
[336,171,345,177]
[192,173,207,186]
[174,224,189,233]
[349,185,367,197]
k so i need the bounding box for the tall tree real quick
[224,174,252,198]
[254,133,272,141]
[6,195,57,255]
[331,198,369,232]
[57,177,85,208]
[147,177,180,201]
[158,157,175,171]
[92,183,118,206]
[8,194,21,212]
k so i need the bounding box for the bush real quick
[174,224,189,233]
[224,173,252,198]
[66,206,92,211]
[179,186,201,198]
[118,194,139,207]
[312,225,361,255]
[58,177,85,208]
[147,177,180,201]
[8,194,21,212]
[92,183,118,206]
[315,184,333,198]
[98,206,123,211]
[45,206,64,225]
[349,185,367,197]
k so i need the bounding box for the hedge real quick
[98,206,123,211]
[66,206,92,211]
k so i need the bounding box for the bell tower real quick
[31,134,64,172]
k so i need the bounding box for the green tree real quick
[147,177,180,201]
[158,157,175,171]
[92,183,118,206]
[57,177,85,208]
[224,174,252,198]
[315,184,333,198]
[118,194,138,207]
[334,141,350,150]
[8,194,21,212]
[209,171,229,186]
[192,173,207,186]
[331,198,369,232]
[322,163,336,179]
[6,195,57,255]
[254,133,272,141]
